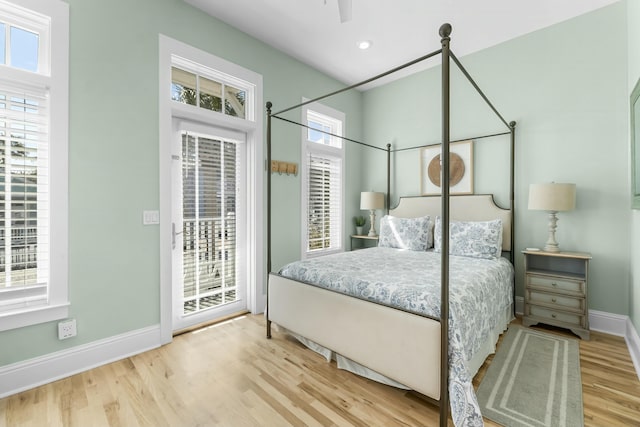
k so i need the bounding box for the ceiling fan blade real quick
[337,0,352,23]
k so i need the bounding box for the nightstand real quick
[350,234,379,250]
[522,250,591,340]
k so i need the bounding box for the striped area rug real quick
[476,325,583,427]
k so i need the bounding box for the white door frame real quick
[159,35,264,344]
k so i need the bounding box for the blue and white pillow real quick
[378,215,433,251]
[434,217,503,260]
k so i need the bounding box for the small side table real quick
[522,250,591,340]
[350,235,379,250]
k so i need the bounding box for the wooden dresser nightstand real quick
[350,235,379,250]
[522,250,591,340]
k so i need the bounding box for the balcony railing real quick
[181,217,237,314]
[0,227,39,287]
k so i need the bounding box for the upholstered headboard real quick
[389,194,512,251]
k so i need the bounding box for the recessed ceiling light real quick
[357,40,372,50]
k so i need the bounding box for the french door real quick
[171,121,247,331]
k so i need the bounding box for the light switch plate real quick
[143,210,160,225]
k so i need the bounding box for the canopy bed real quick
[265,24,516,427]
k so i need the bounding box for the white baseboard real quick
[0,324,161,399]
[589,309,628,336]
[515,297,640,379]
[626,317,640,381]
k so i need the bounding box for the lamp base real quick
[368,209,377,237]
[543,211,561,253]
[543,244,560,253]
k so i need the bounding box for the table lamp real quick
[528,183,576,253]
[360,191,384,237]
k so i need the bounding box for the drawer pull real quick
[551,282,557,287]
[551,313,557,319]
[551,298,557,303]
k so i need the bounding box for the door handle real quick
[172,222,183,249]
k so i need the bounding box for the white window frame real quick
[170,56,254,122]
[0,0,69,331]
[300,101,345,259]
[159,35,264,344]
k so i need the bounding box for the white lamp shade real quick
[360,192,384,210]
[528,183,576,212]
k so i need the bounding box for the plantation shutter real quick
[181,132,239,314]
[306,152,342,253]
[0,81,50,312]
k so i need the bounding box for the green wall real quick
[0,0,362,366]
[628,0,640,332]
[361,3,629,314]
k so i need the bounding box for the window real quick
[0,85,47,299]
[0,0,69,331]
[0,0,50,73]
[301,103,345,258]
[171,58,250,120]
[307,110,342,148]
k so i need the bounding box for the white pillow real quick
[434,217,503,260]
[378,215,433,251]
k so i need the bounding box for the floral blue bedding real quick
[279,246,514,427]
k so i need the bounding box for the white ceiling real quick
[185,0,618,88]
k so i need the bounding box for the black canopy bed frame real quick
[264,23,516,427]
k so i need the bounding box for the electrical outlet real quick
[58,319,77,340]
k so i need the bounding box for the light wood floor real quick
[1,315,639,426]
